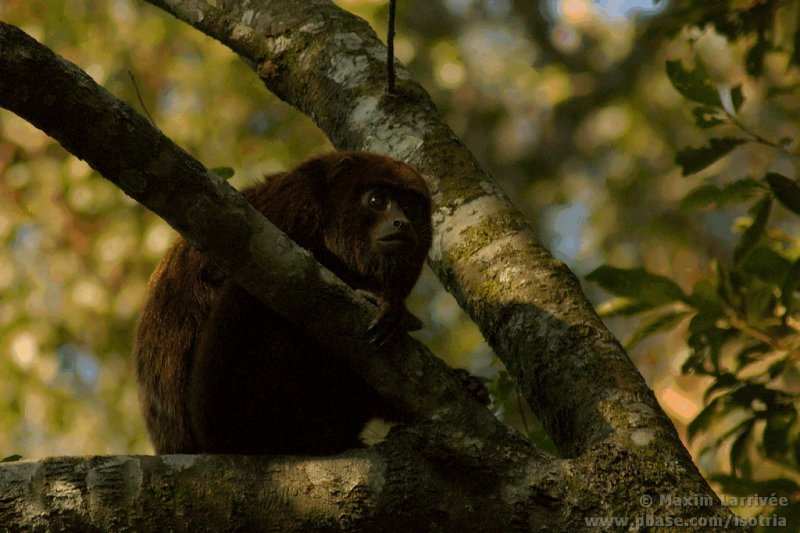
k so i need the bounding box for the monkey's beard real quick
[322,235,423,300]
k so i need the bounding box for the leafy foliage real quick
[590,1,800,522]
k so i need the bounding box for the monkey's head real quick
[252,152,432,301]
[320,153,432,299]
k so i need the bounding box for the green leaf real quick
[795,436,800,471]
[586,266,686,308]
[729,420,754,477]
[730,382,771,405]
[1,454,22,463]
[625,310,692,350]
[711,474,800,497]
[745,38,770,76]
[686,279,724,334]
[763,408,797,458]
[767,357,789,380]
[686,278,721,312]
[680,178,763,211]
[210,167,235,180]
[739,246,792,284]
[676,137,746,176]
[680,184,720,210]
[765,172,800,215]
[731,85,745,113]
[734,196,772,264]
[691,107,725,129]
[595,297,653,317]
[665,60,723,107]
[781,257,800,314]
[717,178,764,207]
[703,373,740,403]
[688,396,728,442]
[687,311,723,339]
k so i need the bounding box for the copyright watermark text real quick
[644,493,790,509]
[584,514,786,528]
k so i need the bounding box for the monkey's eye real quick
[365,190,389,211]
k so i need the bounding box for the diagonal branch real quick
[147,0,686,460]
[0,20,506,452]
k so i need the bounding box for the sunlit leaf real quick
[733,196,771,264]
[625,310,692,350]
[686,278,721,311]
[210,167,235,180]
[665,59,722,107]
[676,137,746,176]
[586,266,686,308]
[767,357,789,380]
[595,297,653,317]
[765,172,800,215]
[691,107,725,129]
[703,373,740,403]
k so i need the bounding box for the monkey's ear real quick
[333,155,356,175]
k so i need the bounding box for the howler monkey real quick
[134,152,432,454]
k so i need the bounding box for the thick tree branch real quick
[0,445,566,531]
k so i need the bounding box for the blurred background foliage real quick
[1,0,798,523]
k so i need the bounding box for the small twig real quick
[386,0,397,94]
[128,70,156,126]
[725,111,800,157]
[728,313,776,347]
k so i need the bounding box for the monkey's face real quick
[362,187,421,252]
[323,177,431,297]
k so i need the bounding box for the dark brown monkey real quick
[134,152,432,454]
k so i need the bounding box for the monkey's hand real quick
[358,291,422,345]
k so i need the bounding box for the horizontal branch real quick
[0,451,557,530]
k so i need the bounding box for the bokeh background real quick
[2,0,799,522]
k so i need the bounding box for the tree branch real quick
[0,447,566,531]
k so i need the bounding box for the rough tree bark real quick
[0,1,742,531]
